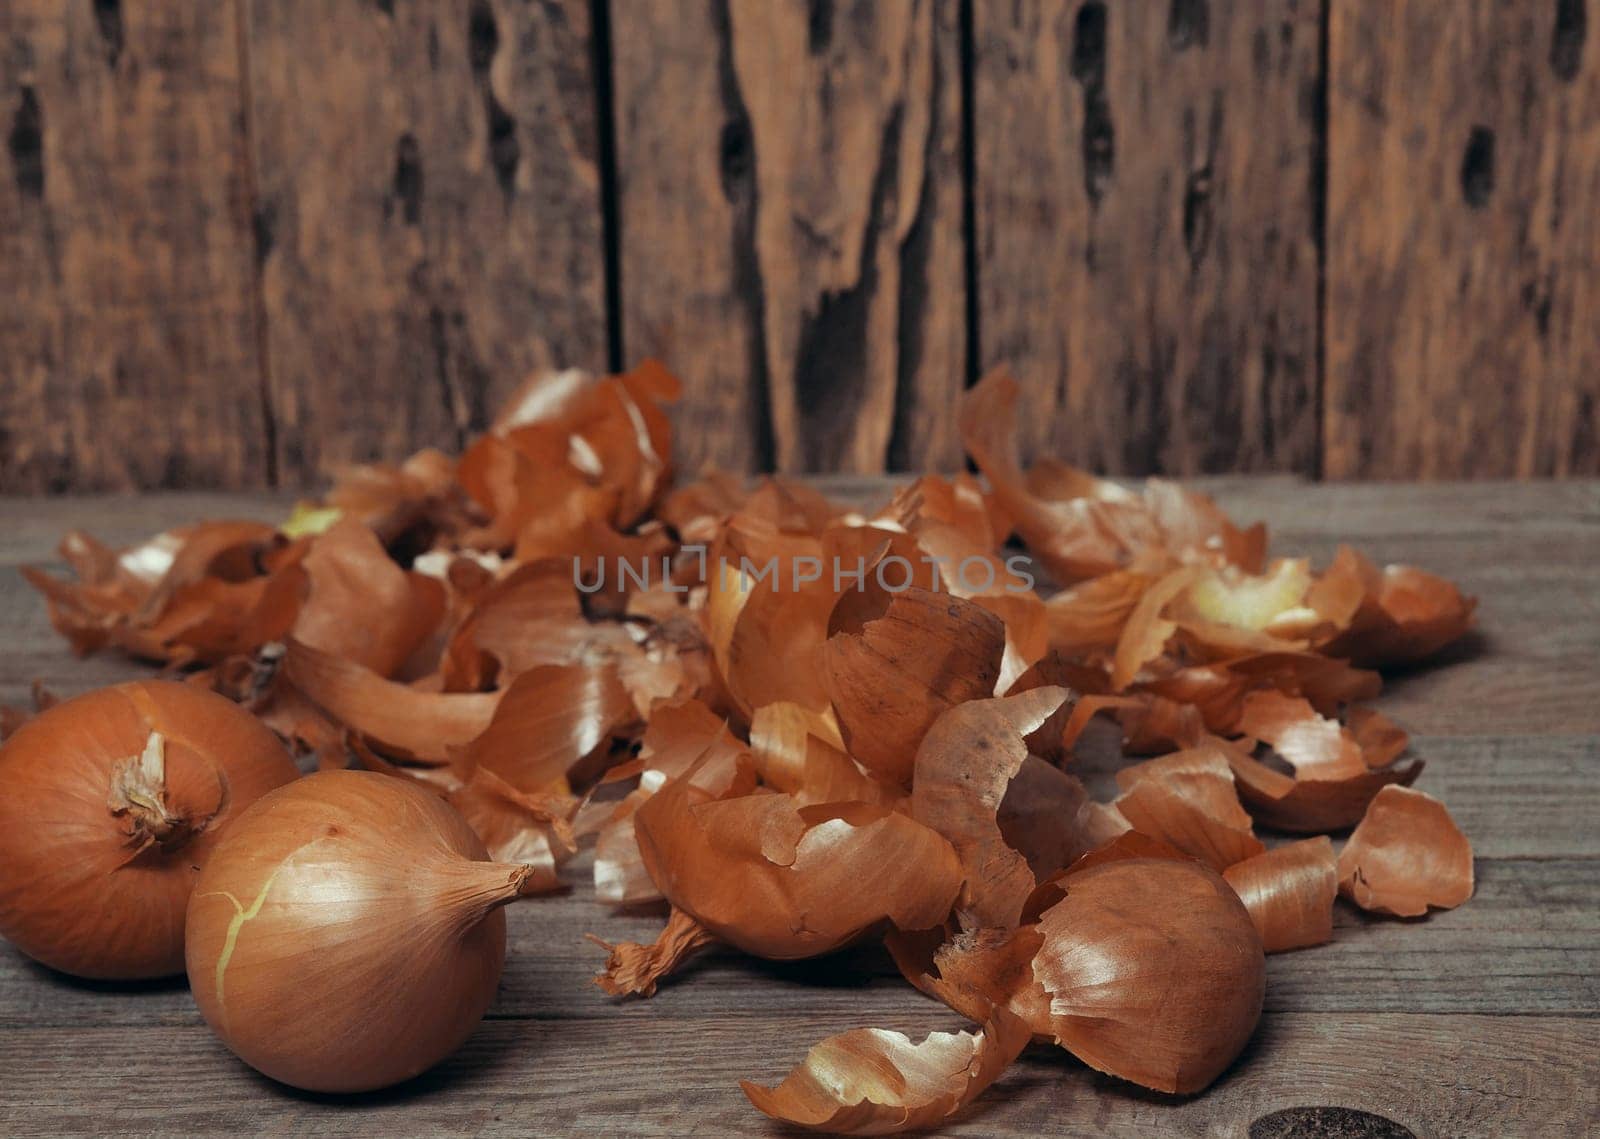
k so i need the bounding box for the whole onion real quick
[0,680,299,979]
[186,769,543,1093]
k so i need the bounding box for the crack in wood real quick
[1460,125,1496,209]
[1168,0,1209,52]
[1069,1,1115,208]
[7,86,44,200]
[1552,0,1587,81]
[92,0,124,68]
[391,133,423,226]
[711,0,775,471]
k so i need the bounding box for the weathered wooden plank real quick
[607,0,767,474]
[1,1014,1594,1136]
[1325,0,1600,478]
[972,0,1322,475]
[611,0,966,475]
[244,0,608,484]
[0,1,267,493]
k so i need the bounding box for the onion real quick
[185,769,544,1092]
[0,680,299,979]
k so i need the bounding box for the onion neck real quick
[431,858,547,930]
[107,733,194,853]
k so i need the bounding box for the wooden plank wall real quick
[1,0,1596,492]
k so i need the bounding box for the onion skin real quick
[0,681,298,980]
[186,770,534,1093]
[1031,858,1265,1094]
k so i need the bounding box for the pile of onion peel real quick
[19,361,1481,1129]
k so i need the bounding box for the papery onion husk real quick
[594,699,751,906]
[324,447,473,549]
[1061,691,1206,755]
[451,660,638,791]
[959,370,1264,584]
[283,637,501,762]
[1222,837,1337,952]
[186,769,543,1092]
[292,516,445,677]
[1111,566,1202,690]
[1337,785,1474,917]
[1044,569,1153,657]
[884,923,1051,1032]
[0,681,298,979]
[1227,744,1424,835]
[587,905,717,997]
[1030,857,1265,1094]
[823,588,1006,784]
[749,702,898,808]
[1113,746,1264,871]
[447,766,572,893]
[1226,696,1424,832]
[634,764,962,960]
[958,371,1154,582]
[705,544,839,717]
[911,686,1096,928]
[25,522,307,666]
[740,1007,1031,1135]
[1318,548,1478,667]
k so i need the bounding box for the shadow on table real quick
[243,1016,550,1107]
[12,950,189,996]
[1377,628,1489,684]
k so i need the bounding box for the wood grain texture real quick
[608,0,769,474]
[973,0,1323,476]
[611,0,967,475]
[0,1,267,493]
[1,1017,1594,1136]
[1325,0,1600,478]
[244,0,607,484]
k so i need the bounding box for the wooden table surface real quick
[0,480,1596,1137]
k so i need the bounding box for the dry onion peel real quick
[1226,695,1424,832]
[593,699,751,906]
[19,357,1484,1130]
[452,661,637,791]
[292,516,445,677]
[1113,746,1265,871]
[1030,857,1265,1094]
[635,764,962,961]
[587,905,717,997]
[823,588,1006,784]
[1320,549,1478,667]
[885,923,1052,1032]
[1222,837,1338,952]
[1337,785,1474,916]
[740,1007,1031,1135]
[283,637,501,762]
[911,686,1076,928]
